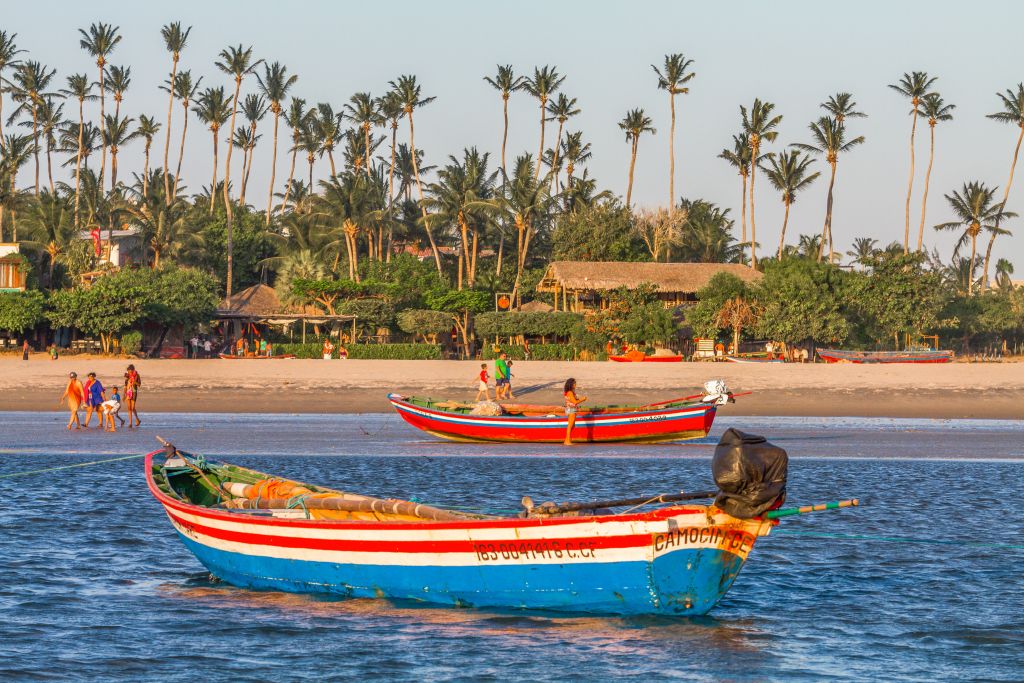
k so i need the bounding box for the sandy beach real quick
[4,356,1021,419]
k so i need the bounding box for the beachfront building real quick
[0,244,27,291]
[536,261,763,312]
[215,284,358,348]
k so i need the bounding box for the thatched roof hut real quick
[217,284,283,318]
[537,261,762,311]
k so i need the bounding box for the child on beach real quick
[475,364,491,402]
[101,387,125,432]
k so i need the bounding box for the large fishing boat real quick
[816,348,953,364]
[388,383,734,444]
[146,433,857,616]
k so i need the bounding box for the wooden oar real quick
[765,498,859,519]
[522,490,717,516]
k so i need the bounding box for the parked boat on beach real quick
[218,353,297,360]
[146,434,858,616]
[388,384,734,444]
[724,356,785,364]
[816,348,953,364]
[608,350,684,362]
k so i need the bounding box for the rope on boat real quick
[774,529,1024,551]
[0,454,146,480]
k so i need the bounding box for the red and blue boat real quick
[816,348,953,364]
[387,388,732,444]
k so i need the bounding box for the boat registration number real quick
[473,540,597,562]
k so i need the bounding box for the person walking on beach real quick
[259,338,267,356]
[495,352,510,400]
[322,339,334,360]
[563,377,587,446]
[475,363,491,402]
[22,339,29,360]
[124,364,142,428]
[82,372,104,428]
[203,338,212,358]
[190,336,200,359]
[59,371,85,430]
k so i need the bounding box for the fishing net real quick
[712,428,788,519]
[470,401,504,416]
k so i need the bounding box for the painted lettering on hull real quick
[651,526,755,556]
[473,540,598,562]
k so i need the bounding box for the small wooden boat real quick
[817,348,953,364]
[609,350,683,363]
[725,356,785,364]
[218,353,297,360]
[388,389,731,444]
[147,441,855,615]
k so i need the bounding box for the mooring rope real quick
[0,454,147,480]
[774,529,1024,551]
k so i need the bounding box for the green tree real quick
[48,268,155,352]
[22,189,75,287]
[135,114,161,197]
[425,287,491,353]
[759,150,820,258]
[59,73,95,229]
[78,22,121,191]
[193,86,231,214]
[719,133,752,263]
[753,258,850,349]
[256,62,298,225]
[8,60,57,196]
[740,98,782,267]
[652,53,696,205]
[0,31,24,145]
[397,308,452,342]
[146,266,220,352]
[850,252,946,347]
[523,66,565,180]
[160,22,191,199]
[169,69,201,200]
[687,272,749,339]
[677,199,739,263]
[0,290,44,334]
[934,181,1016,295]
[916,93,954,252]
[890,71,937,252]
[618,108,655,208]
[984,83,1024,290]
[483,65,524,178]
[551,201,645,261]
[545,93,580,188]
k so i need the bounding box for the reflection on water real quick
[1,412,1023,680]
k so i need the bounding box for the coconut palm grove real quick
[0,21,1022,359]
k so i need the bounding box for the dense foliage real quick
[0,291,45,334]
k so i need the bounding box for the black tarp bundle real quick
[712,428,788,519]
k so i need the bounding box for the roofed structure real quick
[537,261,762,311]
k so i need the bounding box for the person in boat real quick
[476,363,491,402]
[59,371,84,430]
[82,372,104,428]
[494,352,510,400]
[563,377,587,446]
[124,364,142,428]
[101,386,125,432]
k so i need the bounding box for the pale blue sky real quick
[10,0,1024,266]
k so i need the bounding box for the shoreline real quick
[4,358,1022,419]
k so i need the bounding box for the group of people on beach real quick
[475,352,514,402]
[59,364,141,432]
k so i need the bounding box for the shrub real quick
[397,309,453,337]
[274,343,442,360]
[475,311,583,338]
[0,290,45,333]
[481,344,578,361]
[120,330,143,355]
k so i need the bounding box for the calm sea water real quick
[1,412,1022,681]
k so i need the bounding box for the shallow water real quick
[1,412,1022,681]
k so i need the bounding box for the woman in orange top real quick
[59,371,85,430]
[563,377,587,446]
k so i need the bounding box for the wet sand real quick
[3,356,1021,419]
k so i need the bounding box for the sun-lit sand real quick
[4,356,1022,418]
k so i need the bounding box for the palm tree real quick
[0,32,24,147]
[170,70,201,199]
[846,237,878,269]
[280,97,307,215]
[192,86,230,213]
[760,150,820,258]
[104,64,130,121]
[135,114,160,196]
[677,199,738,263]
[31,97,64,194]
[545,93,580,190]
[792,116,865,262]
[239,93,267,203]
[915,93,955,252]
[23,189,75,287]
[889,71,937,252]
[0,133,33,240]
[255,62,298,225]
[522,66,565,180]
[377,91,404,210]
[390,74,442,274]
[483,65,524,178]
[8,60,57,196]
[297,113,322,187]
[425,147,499,288]
[345,92,378,177]
[101,114,136,192]
[718,134,753,263]
[652,53,696,206]
[821,92,866,123]
[740,99,783,268]
[560,131,592,186]
[122,170,187,268]
[984,83,1024,291]
[499,154,554,303]
[59,73,94,228]
[618,108,655,208]
[934,181,1016,295]
[78,23,122,190]
[995,258,1014,290]
[315,102,343,177]
[160,22,191,199]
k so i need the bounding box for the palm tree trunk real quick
[550,120,564,191]
[163,55,178,200]
[32,108,39,196]
[968,233,977,295]
[626,139,638,208]
[982,125,1024,291]
[748,143,759,268]
[408,111,443,275]
[224,81,241,297]
[777,198,791,259]
[209,131,219,214]
[364,124,371,176]
[501,96,509,178]
[534,97,546,179]
[110,147,118,188]
[46,137,54,193]
[265,109,281,226]
[308,154,314,188]
[818,162,837,262]
[241,141,255,204]
[470,229,478,286]
[917,124,936,252]
[172,100,189,200]
[739,172,747,263]
[143,141,151,196]
[388,122,397,208]
[903,108,918,254]
[74,100,84,229]
[281,135,299,211]
[496,231,504,277]
[669,92,676,207]
[98,64,107,191]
